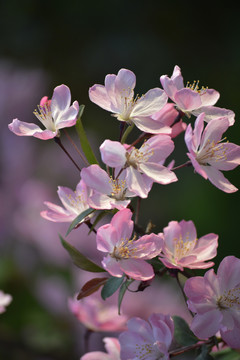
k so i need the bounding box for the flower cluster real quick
[8,66,240,358]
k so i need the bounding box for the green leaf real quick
[65,208,95,236]
[173,316,198,346]
[75,107,99,165]
[60,235,105,272]
[118,278,134,315]
[88,210,109,235]
[211,348,240,360]
[196,345,214,360]
[101,276,125,300]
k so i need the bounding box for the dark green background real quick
[1,1,240,359]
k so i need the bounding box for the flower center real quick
[173,233,198,260]
[66,191,87,213]
[109,177,128,201]
[33,102,56,131]
[117,88,142,122]
[196,138,227,165]
[217,287,240,311]
[134,340,165,359]
[110,236,137,260]
[126,142,154,169]
[186,80,208,95]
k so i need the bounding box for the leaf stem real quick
[120,122,134,144]
[63,129,89,166]
[54,136,81,172]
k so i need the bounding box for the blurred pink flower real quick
[151,103,187,138]
[185,113,240,193]
[100,135,177,198]
[119,313,174,360]
[81,337,120,360]
[8,84,79,140]
[184,256,240,349]
[159,220,218,271]
[160,65,235,124]
[68,295,127,332]
[81,164,137,210]
[96,208,163,281]
[89,68,169,133]
[41,180,91,223]
[0,290,12,313]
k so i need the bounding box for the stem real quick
[85,219,97,234]
[119,121,126,142]
[83,329,93,354]
[175,271,194,317]
[172,161,192,171]
[63,129,89,166]
[169,338,214,357]
[135,197,141,226]
[121,122,134,144]
[54,136,81,172]
[126,132,149,149]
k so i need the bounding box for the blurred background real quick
[0,1,240,359]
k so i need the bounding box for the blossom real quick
[89,68,169,133]
[119,313,174,360]
[8,84,79,140]
[185,113,240,193]
[81,337,121,360]
[81,164,137,210]
[184,256,240,349]
[99,135,177,198]
[68,294,127,332]
[96,208,163,281]
[158,220,218,271]
[0,290,12,313]
[40,180,91,223]
[160,65,235,124]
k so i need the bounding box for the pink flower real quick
[160,65,235,125]
[99,135,177,198]
[89,68,169,133]
[0,290,12,314]
[184,256,240,349]
[151,103,187,138]
[8,84,79,140]
[68,295,127,332]
[158,220,218,271]
[81,337,121,360]
[185,113,240,193]
[40,180,90,223]
[119,313,174,360]
[96,208,163,281]
[80,164,137,210]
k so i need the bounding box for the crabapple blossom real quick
[8,84,79,140]
[185,113,240,193]
[119,313,174,360]
[89,68,169,133]
[184,256,240,349]
[0,291,12,313]
[99,135,177,198]
[96,208,163,281]
[160,65,235,124]
[81,164,137,210]
[81,337,121,360]
[158,220,218,271]
[68,295,127,332]
[40,180,90,223]
[151,103,187,138]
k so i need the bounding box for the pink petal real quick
[51,84,71,118]
[199,89,220,106]
[174,88,202,111]
[143,134,174,163]
[151,103,179,126]
[187,152,208,179]
[160,65,184,99]
[40,202,75,222]
[192,106,235,125]
[81,351,112,360]
[103,338,121,358]
[221,327,240,349]
[55,101,79,129]
[138,162,177,184]
[150,314,174,348]
[131,88,168,117]
[111,208,134,240]
[88,192,113,210]
[179,220,197,243]
[208,142,240,170]
[102,256,123,277]
[190,310,222,339]
[8,118,57,139]
[119,258,154,281]
[97,224,118,252]
[133,116,172,134]
[100,140,126,167]
[217,256,240,292]
[171,120,187,138]
[126,167,152,198]
[115,68,136,94]
[131,234,163,259]
[203,166,238,193]
[81,165,112,194]
[89,84,113,111]
[200,117,229,148]
[193,113,205,150]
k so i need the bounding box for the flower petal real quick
[131,88,168,117]
[8,118,57,139]
[119,258,154,281]
[203,166,238,193]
